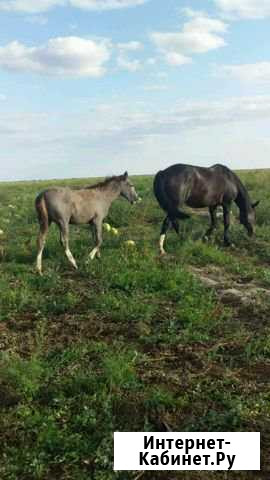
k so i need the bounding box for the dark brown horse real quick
[35,172,139,274]
[153,164,259,255]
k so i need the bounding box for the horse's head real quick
[240,200,260,236]
[119,172,140,204]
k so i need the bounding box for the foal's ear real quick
[252,200,260,208]
[123,171,128,179]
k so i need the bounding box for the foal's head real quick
[119,172,140,204]
[240,200,260,236]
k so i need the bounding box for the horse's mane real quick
[226,167,252,212]
[86,176,121,190]
[212,164,249,195]
[211,164,252,212]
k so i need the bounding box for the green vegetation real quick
[0,170,269,479]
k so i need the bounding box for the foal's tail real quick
[35,193,49,232]
[153,170,190,220]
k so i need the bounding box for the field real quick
[0,170,270,480]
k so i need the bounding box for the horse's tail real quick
[35,192,49,231]
[153,170,190,220]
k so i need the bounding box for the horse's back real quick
[38,186,72,201]
[157,163,195,178]
[154,164,195,196]
[36,187,74,222]
[210,163,235,178]
[154,163,239,210]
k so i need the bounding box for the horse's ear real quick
[123,171,128,179]
[252,200,260,208]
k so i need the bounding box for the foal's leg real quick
[204,206,217,240]
[89,217,103,260]
[159,215,172,255]
[59,221,78,269]
[36,225,49,275]
[223,204,231,246]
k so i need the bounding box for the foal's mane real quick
[86,176,121,190]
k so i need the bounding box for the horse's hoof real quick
[160,251,167,257]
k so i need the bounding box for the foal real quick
[35,172,139,274]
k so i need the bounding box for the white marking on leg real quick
[36,239,45,274]
[36,250,43,274]
[65,248,78,269]
[89,247,99,260]
[159,234,166,255]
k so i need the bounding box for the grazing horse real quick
[35,172,139,274]
[153,164,259,255]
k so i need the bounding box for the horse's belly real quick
[186,196,210,208]
[69,201,95,224]
[186,192,224,208]
[70,213,94,224]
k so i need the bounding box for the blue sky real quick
[0,0,270,180]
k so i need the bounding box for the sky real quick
[0,0,270,181]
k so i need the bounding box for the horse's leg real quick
[171,218,179,235]
[59,221,78,269]
[204,206,217,240]
[223,204,231,246]
[91,222,97,245]
[89,217,103,260]
[36,224,49,275]
[89,223,99,260]
[159,215,172,255]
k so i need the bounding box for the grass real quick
[0,170,270,480]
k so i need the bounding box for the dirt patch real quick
[188,265,270,307]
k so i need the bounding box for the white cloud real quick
[219,62,270,83]
[2,96,270,180]
[117,55,141,72]
[69,0,148,10]
[117,41,143,51]
[0,37,111,77]
[116,41,143,72]
[0,0,148,13]
[0,94,6,101]
[171,96,270,127]
[0,36,145,76]
[164,52,191,66]
[89,96,270,143]
[4,96,270,142]
[150,12,228,66]
[0,0,65,13]
[214,0,270,19]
